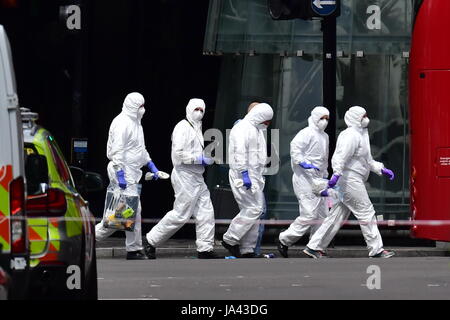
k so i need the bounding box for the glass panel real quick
[205,54,281,192]
[336,54,410,219]
[204,0,412,55]
[205,0,412,220]
[266,55,324,220]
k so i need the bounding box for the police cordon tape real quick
[2,216,450,227]
[100,218,450,227]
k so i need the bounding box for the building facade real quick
[203,0,412,221]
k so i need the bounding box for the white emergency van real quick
[0,24,29,299]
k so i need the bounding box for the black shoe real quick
[143,238,156,259]
[241,253,263,258]
[277,240,289,258]
[370,250,395,258]
[197,251,224,259]
[302,247,326,259]
[126,250,148,260]
[221,240,241,258]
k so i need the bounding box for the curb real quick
[96,247,450,259]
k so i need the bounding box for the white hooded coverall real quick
[279,107,330,247]
[306,106,386,256]
[223,103,274,255]
[146,99,215,253]
[96,92,151,252]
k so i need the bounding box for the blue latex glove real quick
[381,168,395,181]
[116,170,127,190]
[241,171,252,190]
[328,174,340,188]
[147,161,159,180]
[197,155,214,166]
[300,162,320,171]
[320,189,329,197]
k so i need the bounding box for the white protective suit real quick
[96,92,151,252]
[279,107,330,247]
[306,106,386,256]
[145,99,215,253]
[223,103,274,255]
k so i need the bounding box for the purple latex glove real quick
[381,168,395,181]
[241,170,252,190]
[197,155,214,166]
[320,189,329,197]
[116,170,127,190]
[300,162,320,171]
[147,161,159,180]
[328,174,340,188]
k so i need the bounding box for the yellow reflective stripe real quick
[65,198,83,237]
[28,218,48,226]
[30,241,47,256]
[28,219,48,256]
[0,186,8,215]
[50,240,60,251]
[28,224,48,241]
[48,220,61,251]
[0,183,10,252]
[48,220,60,240]
[0,233,9,252]
[30,259,40,268]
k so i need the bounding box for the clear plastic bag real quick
[311,178,329,196]
[102,183,141,232]
[311,178,343,209]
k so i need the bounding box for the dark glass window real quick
[24,143,48,195]
[46,136,73,187]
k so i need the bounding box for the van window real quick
[46,136,75,188]
[24,144,48,195]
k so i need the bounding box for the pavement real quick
[97,257,450,300]
[96,238,450,259]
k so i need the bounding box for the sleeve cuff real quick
[371,162,384,176]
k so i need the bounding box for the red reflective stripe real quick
[28,227,43,241]
[49,243,58,252]
[0,165,13,190]
[0,165,13,247]
[49,218,59,228]
[0,219,9,241]
[40,253,58,262]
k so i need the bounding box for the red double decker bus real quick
[409,0,450,241]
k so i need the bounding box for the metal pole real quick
[322,16,337,175]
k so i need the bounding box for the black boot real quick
[126,250,148,260]
[277,240,289,258]
[143,238,156,259]
[221,240,241,258]
[197,251,224,259]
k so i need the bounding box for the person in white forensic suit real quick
[222,103,274,258]
[144,98,221,259]
[277,106,331,258]
[303,106,396,259]
[96,92,162,260]
[233,101,268,256]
